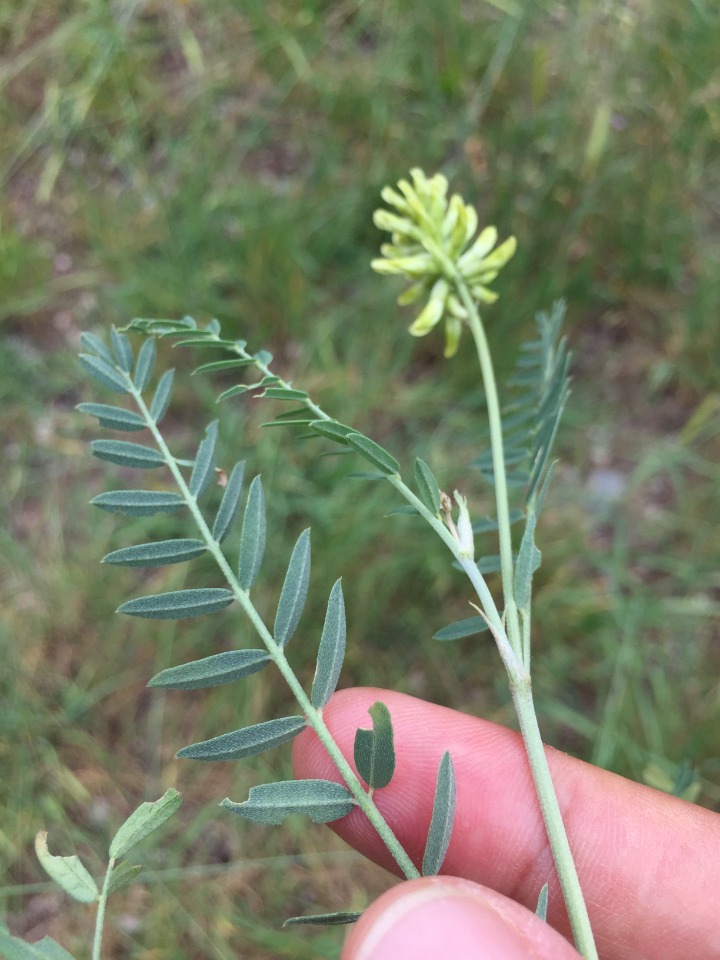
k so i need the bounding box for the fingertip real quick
[341,877,581,960]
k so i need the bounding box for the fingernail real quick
[354,879,532,960]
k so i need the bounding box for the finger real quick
[293,688,720,960]
[341,877,581,960]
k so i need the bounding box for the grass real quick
[1,1,719,956]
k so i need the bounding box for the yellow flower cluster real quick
[371,169,516,357]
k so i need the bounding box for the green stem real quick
[511,680,598,959]
[130,383,420,882]
[91,857,115,960]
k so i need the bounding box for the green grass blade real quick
[176,716,306,761]
[90,490,184,516]
[422,752,456,876]
[102,539,206,567]
[91,440,165,469]
[189,420,218,500]
[212,460,245,542]
[354,701,395,789]
[221,780,356,825]
[117,588,234,620]
[273,528,311,648]
[76,403,146,432]
[310,579,346,709]
[149,369,175,424]
[238,476,266,590]
[134,337,157,392]
[148,649,271,689]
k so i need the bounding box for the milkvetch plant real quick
[15,170,598,958]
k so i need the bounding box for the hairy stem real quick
[129,381,420,881]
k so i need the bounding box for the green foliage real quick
[221,781,357,826]
[422,752,456,877]
[353,702,396,791]
[109,789,182,859]
[273,529,312,648]
[177,717,307,763]
[34,833,98,904]
[310,580,347,709]
[149,649,271,690]
[433,616,489,642]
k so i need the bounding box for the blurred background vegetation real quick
[1,0,719,956]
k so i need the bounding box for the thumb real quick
[341,877,582,960]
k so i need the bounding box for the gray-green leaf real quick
[433,616,489,641]
[91,440,165,469]
[80,331,114,364]
[238,475,266,590]
[110,327,134,372]
[346,433,400,475]
[354,702,395,789]
[261,387,309,401]
[514,509,541,611]
[91,490,184,516]
[80,354,129,393]
[133,337,156,391]
[311,579,346,708]
[189,420,218,500]
[221,780,356,825]
[283,911,361,927]
[150,369,175,423]
[309,419,355,444]
[118,588,234,620]
[422,752,456,876]
[102,539,206,567]
[0,927,77,960]
[35,832,98,903]
[106,862,144,895]
[212,460,245,542]
[177,716,306,761]
[76,403,146,432]
[109,788,182,859]
[414,458,441,514]
[274,529,311,648]
[535,883,549,922]
[149,649,271,689]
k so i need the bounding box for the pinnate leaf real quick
[433,616,489,641]
[346,433,400,475]
[109,788,182,858]
[238,475,266,590]
[414,458,441,514]
[177,716,306,761]
[91,490,184,516]
[283,911,361,927]
[35,832,98,903]
[134,337,157,391]
[118,588,234,620]
[149,649,270,689]
[76,403,146,432]
[221,780,356,825]
[150,369,174,423]
[80,354,129,393]
[189,420,218,499]
[354,702,395,789]
[422,752,456,876]
[212,460,245,542]
[91,440,165,469]
[102,539,206,567]
[311,579,346,708]
[274,529,311,648]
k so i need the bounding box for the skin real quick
[292,688,720,960]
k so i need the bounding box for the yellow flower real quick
[371,169,516,357]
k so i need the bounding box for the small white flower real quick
[453,490,475,560]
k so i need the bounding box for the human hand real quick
[293,688,720,959]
